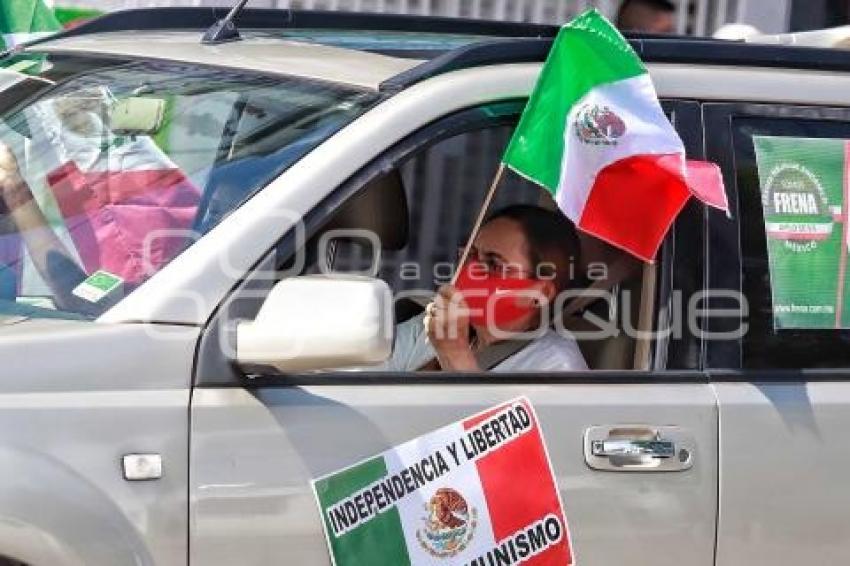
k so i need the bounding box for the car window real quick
[195,102,703,386]
[334,124,541,292]
[0,52,377,321]
[732,116,850,368]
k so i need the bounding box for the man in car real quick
[616,0,676,34]
[383,204,588,372]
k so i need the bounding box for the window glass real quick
[330,123,542,294]
[734,117,850,368]
[387,124,541,293]
[0,53,377,322]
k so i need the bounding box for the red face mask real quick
[454,262,539,329]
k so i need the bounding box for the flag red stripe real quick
[686,159,729,213]
[578,153,692,262]
[464,400,573,565]
[47,161,197,216]
[46,161,199,285]
[766,231,831,242]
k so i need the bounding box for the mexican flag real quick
[0,1,61,50]
[0,95,199,298]
[312,398,573,566]
[504,9,725,262]
[28,96,199,290]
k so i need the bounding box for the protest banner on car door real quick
[311,397,573,566]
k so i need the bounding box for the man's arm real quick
[0,143,86,308]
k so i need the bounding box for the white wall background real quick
[51,0,791,35]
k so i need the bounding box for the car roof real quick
[22,8,557,91]
[20,7,850,92]
[36,30,423,91]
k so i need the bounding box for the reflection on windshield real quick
[0,53,377,320]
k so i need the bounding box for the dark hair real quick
[618,0,675,13]
[485,204,580,293]
[616,0,675,27]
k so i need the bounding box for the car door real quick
[705,102,850,566]
[189,100,718,566]
[0,320,195,566]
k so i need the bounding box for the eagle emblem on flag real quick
[416,488,478,558]
[574,103,627,146]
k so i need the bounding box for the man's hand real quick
[0,143,31,209]
[424,285,479,371]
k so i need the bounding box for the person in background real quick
[616,0,676,34]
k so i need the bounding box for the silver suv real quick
[0,6,849,566]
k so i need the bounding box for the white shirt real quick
[377,313,588,372]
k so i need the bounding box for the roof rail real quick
[380,37,554,91]
[380,35,850,91]
[24,7,558,49]
[639,36,850,72]
[747,25,850,48]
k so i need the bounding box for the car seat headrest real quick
[562,233,642,317]
[577,233,641,286]
[324,169,409,251]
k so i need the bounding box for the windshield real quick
[0,53,377,321]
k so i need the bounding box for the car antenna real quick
[202,0,250,45]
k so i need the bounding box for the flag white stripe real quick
[383,421,497,564]
[557,73,685,221]
[2,32,54,48]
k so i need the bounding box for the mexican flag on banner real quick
[503,9,726,262]
[0,1,61,50]
[312,398,573,566]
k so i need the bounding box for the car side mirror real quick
[235,275,393,373]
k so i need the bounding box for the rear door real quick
[705,102,850,565]
[189,101,718,566]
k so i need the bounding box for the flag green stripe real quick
[503,9,645,191]
[314,456,411,566]
[54,7,104,26]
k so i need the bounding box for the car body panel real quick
[190,384,717,566]
[0,321,197,565]
[714,381,850,566]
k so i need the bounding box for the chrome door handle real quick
[584,425,695,472]
[591,439,675,459]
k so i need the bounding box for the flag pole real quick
[451,163,506,286]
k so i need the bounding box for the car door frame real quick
[193,98,708,388]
